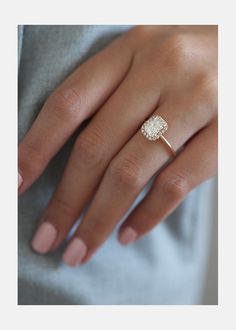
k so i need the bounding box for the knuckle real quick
[163,34,193,68]
[195,72,218,108]
[84,218,108,239]
[108,156,143,190]
[158,172,189,200]
[75,127,106,167]
[52,195,75,218]
[20,142,46,175]
[45,87,83,121]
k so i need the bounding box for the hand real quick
[18,25,218,266]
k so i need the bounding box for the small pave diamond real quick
[141,115,168,141]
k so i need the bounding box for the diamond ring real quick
[141,115,176,157]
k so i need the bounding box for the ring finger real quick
[62,100,210,266]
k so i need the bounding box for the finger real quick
[31,62,162,253]
[118,120,217,244]
[18,35,133,194]
[62,101,210,266]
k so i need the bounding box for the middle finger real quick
[31,64,161,253]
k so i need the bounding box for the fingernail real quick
[18,171,23,189]
[32,222,57,254]
[63,238,87,267]
[119,227,137,245]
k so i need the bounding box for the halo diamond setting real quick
[141,115,168,141]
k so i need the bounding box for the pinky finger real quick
[118,120,218,245]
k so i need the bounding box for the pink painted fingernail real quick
[32,222,57,254]
[119,227,137,245]
[63,238,87,267]
[18,171,23,189]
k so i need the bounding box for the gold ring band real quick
[140,115,176,157]
[160,135,176,157]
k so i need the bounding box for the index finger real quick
[18,35,133,194]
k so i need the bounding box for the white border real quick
[0,0,235,328]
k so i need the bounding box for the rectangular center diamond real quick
[141,115,168,141]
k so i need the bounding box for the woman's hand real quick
[18,25,218,266]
